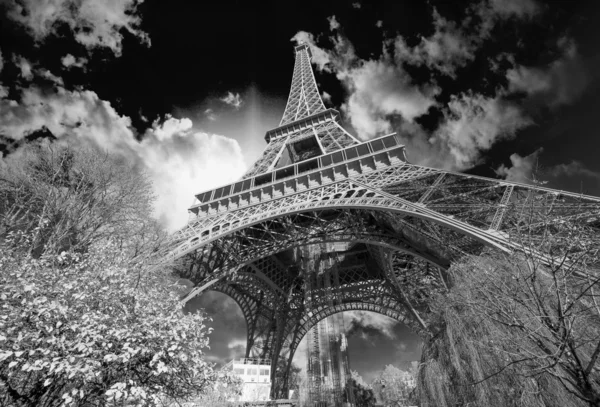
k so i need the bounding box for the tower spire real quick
[155,40,600,403]
[241,43,359,178]
[279,44,327,125]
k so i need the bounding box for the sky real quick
[1,0,600,382]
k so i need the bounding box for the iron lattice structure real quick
[156,44,600,399]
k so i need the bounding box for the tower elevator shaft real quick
[302,244,355,407]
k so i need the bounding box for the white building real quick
[226,358,272,402]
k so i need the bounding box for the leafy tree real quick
[372,365,415,407]
[345,371,376,407]
[0,142,217,405]
[0,142,163,258]
[187,371,244,406]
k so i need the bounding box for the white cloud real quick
[5,0,149,57]
[352,2,361,9]
[0,85,246,231]
[292,29,438,140]
[394,10,477,78]
[14,56,33,80]
[494,150,600,187]
[291,31,332,72]
[328,15,340,31]
[496,149,542,184]
[290,7,551,169]
[38,69,64,86]
[13,56,64,85]
[375,20,383,28]
[343,311,398,340]
[547,161,600,181]
[393,1,540,79]
[61,54,88,69]
[204,108,216,121]
[506,38,588,108]
[488,0,540,19]
[322,91,332,103]
[340,59,439,138]
[227,338,247,350]
[434,93,532,169]
[220,92,243,109]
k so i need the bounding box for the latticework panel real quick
[160,42,600,400]
[280,45,326,126]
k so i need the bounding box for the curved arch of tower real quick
[156,43,600,401]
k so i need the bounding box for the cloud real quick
[375,20,383,28]
[496,149,542,184]
[488,0,540,19]
[14,56,34,80]
[506,38,588,108]
[227,338,246,350]
[340,60,439,138]
[204,108,216,121]
[394,9,477,78]
[496,149,600,187]
[38,69,64,86]
[227,338,247,360]
[5,0,149,57]
[328,15,340,31]
[220,92,243,109]
[290,31,332,72]
[434,93,532,169]
[0,84,246,231]
[292,30,438,139]
[344,311,398,340]
[322,91,332,103]
[352,2,361,9]
[393,1,540,79]
[395,342,408,352]
[547,161,600,181]
[13,56,64,85]
[61,54,88,69]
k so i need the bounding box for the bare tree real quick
[0,141,219,406]
[0,142,164,260]
[418,201,600,406]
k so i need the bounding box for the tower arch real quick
[156,44,600,400]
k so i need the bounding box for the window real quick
[382,135,397,148]
[370,139,385,152]
[320,154,332,167]
[248,368,258,375]
[291,135,322,163]
[356,143,370,156]
[260,369,269,376]
[331,151,344,163]
[345,147,358,160]
[234,368,244,375]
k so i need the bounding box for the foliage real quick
[184,371,244,407]
[0,142,217,405]
[416,196,600,407]
[272,358,301,398]
[0,142,163,258]
[419,251,600,406]
[371,365,416,407]
[345,371,376,407]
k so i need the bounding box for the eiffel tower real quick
[158,44,600,399]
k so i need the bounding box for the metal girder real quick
[280,45,327,126]
[156,43,600,401]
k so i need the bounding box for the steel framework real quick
[154,43,600,399]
